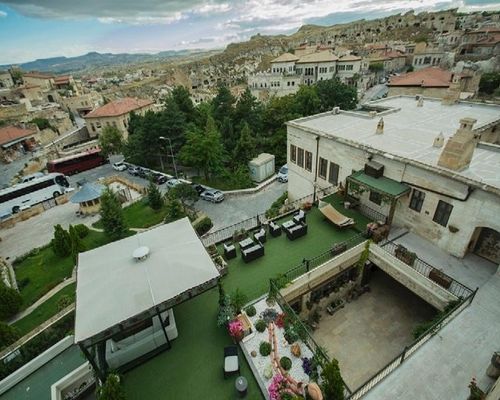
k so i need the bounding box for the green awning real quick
[348,171,410,198]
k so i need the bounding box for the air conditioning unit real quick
[364,161,384,178]
[332,106,340,114]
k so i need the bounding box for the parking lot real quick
[0,161,287,258]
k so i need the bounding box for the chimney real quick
[433,132,444,148]
[417,97,424,107]
[441,73,461,105]
[375,117,384,134]
[438,118,479,171]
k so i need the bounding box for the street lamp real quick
[159,136,178,178]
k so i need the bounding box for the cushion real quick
[224,355,239,372]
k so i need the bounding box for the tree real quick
[29,118,52,131]
[171,86,195,122]
[234,87,262,132]
[369,62,384,73]
[212,84,235,126]
[51,224,71,258]
[0,283,22,320]
[293,85,321,117]
[69,224,85,263]
[233,123,256,167]
[97,374,126,400]
[164,199,185,223]
[479,72,500,95]
[98,126,124,158]
[321,359,345,400]
[220,116,236,152]
[0,322,19,351]
[100,187,127,240]
[167,183,198,213]
[316,78,358,112]
[179,117,225,180]
[147,180,163,211]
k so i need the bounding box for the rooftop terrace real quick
[288,96,500,189]
[122,194,370,399]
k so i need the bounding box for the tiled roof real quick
[53,75,71,84]
[0,125,36,146]
[85,97,153,118]
[338,55,362,62]
[271,53,300,63]
[297,51,339,64]
[388,67,452,88]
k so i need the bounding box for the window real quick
[297,148,304,168]
[318,158,328,179]
[290,144,297,163]
[433,200,453,227]
[409,189,425,212]
[369,191,382,205]
[328,162,339,185]
[305,151,312,172]
[346,65,354,71]
[329,66,335,72]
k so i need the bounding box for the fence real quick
[381,241,474,299]
[270,283,353,397]
[346,289,476,399]
[273,232,367,288]
[200,185,337,247]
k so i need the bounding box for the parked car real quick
[192,183,209,195]
[166,178,182,189]
[151,173,168,184]
[112,162,127,171]
[200,189,225,203]
[136,167,149,179]
[277,164,288,183]
[127,166,139,176]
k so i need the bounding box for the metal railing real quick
[201,185,337,247]
[273,232,367,288]
[270,282,352,397]
[346,289,476,399]
[381,241,474,299]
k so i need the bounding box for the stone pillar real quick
[438,118,479,171]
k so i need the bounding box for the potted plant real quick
[228,319,244,343]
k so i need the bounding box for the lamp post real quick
[159,136,178,178]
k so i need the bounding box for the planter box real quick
[429,269,452,289]
[237,313,254,341]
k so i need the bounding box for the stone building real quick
[387,66,480,98]
[0,125,37,162]
[84,97,154,139]
[0,71,14,89]
[285,96,500,262]
[249,50,363,99]
[459,27,500,60]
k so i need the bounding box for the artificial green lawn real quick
[123,194,371,400]
[12,283,76,336]
[14,230,132,310]
[92,200,168,229]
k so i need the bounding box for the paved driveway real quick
[195,181,287,230]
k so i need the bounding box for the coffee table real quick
[235,376,248,397]
[239,238,254,250]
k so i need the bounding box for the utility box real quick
[249,153,275,183]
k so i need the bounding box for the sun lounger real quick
[318,200,355,228]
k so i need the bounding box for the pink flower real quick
[268,374,286,400]
[228,319,244,339]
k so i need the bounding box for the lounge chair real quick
[254,228,267,243]
[318,200,355,228]
[293,209,306,224]
[269,221,282,237]
[223,243,236,260]
[223,345,240,379]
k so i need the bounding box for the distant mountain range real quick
[0,50,209,74]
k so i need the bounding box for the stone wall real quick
[0,103,28,120]
[388,86,449,99]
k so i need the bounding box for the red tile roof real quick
[388,67,452,88]
[85,97,153,118]
[0,125,36,146]
[53,75,71,84]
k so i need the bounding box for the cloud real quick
[0,10,7,17]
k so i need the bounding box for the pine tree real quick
[321,359,345,400]
[0,283,22,320]
[100,188,127,240]
[233,123,256,167]
[147,180,163,211]
[51,224,71,258]
[69,224,85,264]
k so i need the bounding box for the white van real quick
[277,164,288,183]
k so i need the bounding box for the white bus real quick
[0,173,70,217]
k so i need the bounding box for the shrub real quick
[245,305,256,317]
[97,373,126,400]
[73,224,90,238]
[0,322,20,351]
[147,180,164,210]
[265,191,288,219]
[56,295,72,311]
[255,319,267,333]
[230,288,247,313]
[321,359,345,400]
[0,284,22,320]
[259,341,272,356]
[280,356,292,371]
[194,216,213,235]
[51,224,71,258]
[165,199,185,223]
[17,278,30,290]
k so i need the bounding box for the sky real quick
[0,0,498,65]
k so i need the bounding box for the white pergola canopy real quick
[75,217,219,344]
